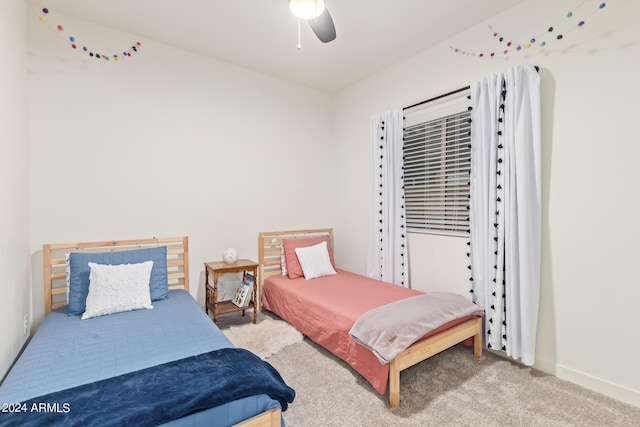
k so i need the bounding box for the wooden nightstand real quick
[204,259,259,324]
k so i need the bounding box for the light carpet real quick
[222,316,303,359]
[267,338,640,427]
[216,313,640,426]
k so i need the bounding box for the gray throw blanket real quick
[349,292,484,364]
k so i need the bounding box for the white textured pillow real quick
[294,241,337,280]
[82,261,154,320]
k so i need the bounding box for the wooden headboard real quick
[258,228,333,286]
[43,236,190,314]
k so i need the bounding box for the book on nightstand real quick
[231,281,253,308]
[243,272,255,286]
[242,273,255,307]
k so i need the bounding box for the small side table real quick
[205,259,259,324]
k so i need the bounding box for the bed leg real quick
[473,319,483,358]
[389,359,400,407]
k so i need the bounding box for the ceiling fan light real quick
[289,0,326,20]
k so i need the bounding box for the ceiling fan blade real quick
[308,7,336,43]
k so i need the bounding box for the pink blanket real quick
[261,270,473,394]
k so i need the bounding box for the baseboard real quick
[534,356,640,408]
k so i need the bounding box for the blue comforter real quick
[0,348,295,427]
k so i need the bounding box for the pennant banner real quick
[37,6,142,62]
[449,1,608,58]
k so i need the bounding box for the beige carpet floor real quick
[216,311,640,427]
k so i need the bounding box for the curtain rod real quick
[403,65,539,111]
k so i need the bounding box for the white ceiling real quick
[29,0,526,92]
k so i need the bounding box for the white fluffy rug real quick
[222,317,303,359]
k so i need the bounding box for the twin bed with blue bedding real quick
[0,237,293,427]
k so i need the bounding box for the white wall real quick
[0,0,30,379]
[27,12,336,326]
[333,0,640,407]
[12,0,640,408]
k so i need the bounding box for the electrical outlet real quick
[23,314,29,336]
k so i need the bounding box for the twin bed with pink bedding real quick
[258,228,484,407]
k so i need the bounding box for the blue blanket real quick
[0,348,295,427]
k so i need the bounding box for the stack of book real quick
[231,272,255,308]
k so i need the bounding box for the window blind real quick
[403,90,471,236]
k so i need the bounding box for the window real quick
[403,91,471,236]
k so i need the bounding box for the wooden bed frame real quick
[42,236,281,427]
[258,228,483,408]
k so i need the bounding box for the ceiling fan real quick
[289,0,337,43]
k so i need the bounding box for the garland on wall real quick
[37,6,141,62]
[449,1,608,58]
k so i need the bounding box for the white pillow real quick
[82,261,154,320]
[294,241,337,280]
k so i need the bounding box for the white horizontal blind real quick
[403,90,471,236]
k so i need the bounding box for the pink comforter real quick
[261,269,472,394]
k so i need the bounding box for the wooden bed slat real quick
[51,301,66,310]
[262,260,281,268]
[46,236,187,250]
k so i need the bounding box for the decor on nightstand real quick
[223,248,238,264]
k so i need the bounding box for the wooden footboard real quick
[388,316,482,407]
[234,407,281,427]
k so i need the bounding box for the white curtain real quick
[469,65,541,365]
[367,110,408,286]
